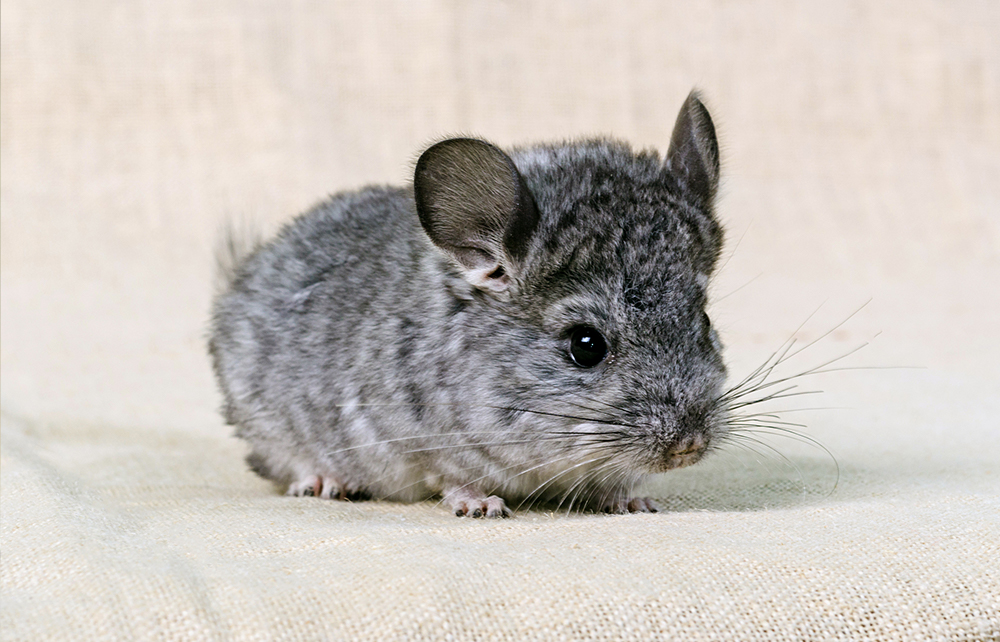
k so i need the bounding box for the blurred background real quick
[3,4,999,638]
[2,0,998,466]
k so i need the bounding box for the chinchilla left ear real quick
[666,91,720,207]
[414,138,539,296]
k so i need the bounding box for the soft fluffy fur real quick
[209,92,727,516]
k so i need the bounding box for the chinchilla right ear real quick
[414,138,539,297]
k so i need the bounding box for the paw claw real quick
[484,496,512,518]
[446,488,511,519]
[287,474,367,502]
[321,476,344,500]
[602,496,659,514]
[286,475,323,498]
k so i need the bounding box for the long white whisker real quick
[515,455,611,512]
[436,451,582,511]
[579,460,631,513]
[556,464,605,513]
[726,425,840,492]
[725,432,807,497]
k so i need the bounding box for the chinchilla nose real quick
[662,432,708,470]
[662,403,711,467]
[667,433,706,457]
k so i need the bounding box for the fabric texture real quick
[2,1,998,640]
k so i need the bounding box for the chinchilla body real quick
[210,92,728,516]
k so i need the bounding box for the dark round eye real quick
[569,326,608,368]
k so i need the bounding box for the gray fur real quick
[209,91,728,516]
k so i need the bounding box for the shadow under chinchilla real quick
[635,447,842,513]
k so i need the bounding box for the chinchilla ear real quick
[414,138,539,296]
[665,91,720,206]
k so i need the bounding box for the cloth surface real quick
[2,1,999,640]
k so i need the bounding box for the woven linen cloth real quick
[2,2,998,640]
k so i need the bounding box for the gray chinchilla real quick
[209,91,727,518]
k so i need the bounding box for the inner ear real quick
[414,138,539,291]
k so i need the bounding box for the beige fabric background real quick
[2,1,999,640]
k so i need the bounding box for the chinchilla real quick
[209,91,727,517]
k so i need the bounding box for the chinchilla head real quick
[414,91,726,479]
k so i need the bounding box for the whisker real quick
[720,438,772,472]
[579,461,633,513]
[368,426,622,505]
[484,405,641,430]
[437,451,583,511]
[735,406,848,415]
[515,455,612,512]
[401,435,586,455]
[724,434,813,492]
[715,220,751,274]
[801,365,923,374]
[725,342,870,400]
[477,451,587,511]
[722,334,806,401]
[514,363,635,418]
[721,301,828,400]
[726,425,840,494]
[323,431,521,457]
[705,438,756,478]
[556,464,607,513]
[725,414,809,428]
[728,383,798,405]
[727,423,836,458]
[721,339,793,401]
[781,299,872,363]
[725,432,807,497]
[546,429,633,442]
[725,389,824,411]
[571,459,633,514]
[339,399,622,425]
[714,272,762,302]
[322,404,640,459]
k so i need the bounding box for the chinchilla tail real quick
[214,217,263,293]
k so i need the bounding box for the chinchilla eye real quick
[568,326,608,368]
